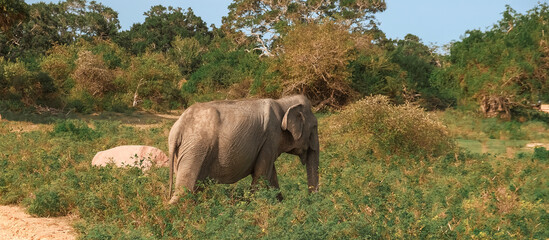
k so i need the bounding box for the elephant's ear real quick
[282,104,304,141]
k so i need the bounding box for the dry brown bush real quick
[71,50,114,97]
[275,22,357,109]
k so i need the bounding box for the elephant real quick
[168,95,319,204]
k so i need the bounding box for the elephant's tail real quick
[168,130,179,201]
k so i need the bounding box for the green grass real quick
[456,139,483,154]
[0,110,548,239]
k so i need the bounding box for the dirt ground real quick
[0,205,77,240]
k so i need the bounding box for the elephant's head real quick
[280,96,319,193]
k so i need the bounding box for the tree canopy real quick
[430,4,549,118]
[0,0,29,34]
[0,1,548,120]
[116,6,210,55]
[224,0,386,55]
[0,0,120,60]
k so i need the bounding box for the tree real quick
[384,34,448,107]
[349,43,406,101]
[224,0,386,55]
[0,0,29,34]
[0,0,120,60]
[40,43,77,95]
[116,6,210,55]
[430,4,549,118]
[64,0,120,39]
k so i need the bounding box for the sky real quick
[25,0,545,47]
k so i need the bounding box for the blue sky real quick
[25,0,544,46]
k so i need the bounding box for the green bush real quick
[330,95,455,158]
[78,223,121,240]
[480,118,525,140]
[126,51,182,111]
[183,38,272,105]
[52,119,101,140]
[26,185,69,217]
[533,147,549,161]
[0,99,27,112]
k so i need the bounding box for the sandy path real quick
[0,205,76,240]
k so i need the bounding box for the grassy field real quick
[0,108,548,239]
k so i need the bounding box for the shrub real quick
[533,147,549,161]
[330,95,455,158]
[168,36,204,77]
[78,223,121,240]
[127,51,182,110]
[52,119,101,140]
[184,38,271,104]
[0,59,39,103]
[26,185,69,217]
[40,44,76,93]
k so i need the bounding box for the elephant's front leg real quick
[270,166,283,201]
[251,147,283,200]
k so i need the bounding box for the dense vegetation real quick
[0,105,548,239]
[2,0,547,116]
[1,0,549,239]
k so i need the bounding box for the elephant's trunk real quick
[306,148,319,193]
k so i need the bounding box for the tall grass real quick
[0,109,548,239]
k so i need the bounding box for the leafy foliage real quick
[225,0,386,54]
[168,36,205,77]
[350,41,406,100]
[26,184,69,217]
[127,51,182,110]
[431,4,549,117]
[0,0,29,34]
[116,6,210,55]
[183,36,272,104]
[0,0,120,60]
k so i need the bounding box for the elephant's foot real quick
[276,192,284,202]
[168,194,180,205]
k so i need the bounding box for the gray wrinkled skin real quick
[168,95,319,204]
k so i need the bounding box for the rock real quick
[92,145,169,171]
[525,143,549,149]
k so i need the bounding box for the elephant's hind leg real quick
[169,149,208,204]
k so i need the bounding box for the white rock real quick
[92,145,168,171]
